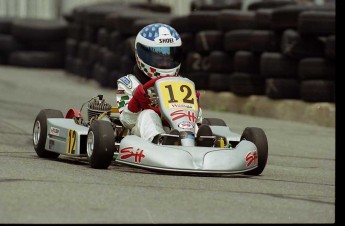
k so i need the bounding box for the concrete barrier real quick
[199,91,335,128]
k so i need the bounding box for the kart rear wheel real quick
[33,109,63,158]
[241,127,268,176]
[202,118,227,126]
[87,120,115,169]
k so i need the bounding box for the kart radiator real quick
[87,99,112,121]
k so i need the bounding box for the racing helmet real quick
[135,23,182,79]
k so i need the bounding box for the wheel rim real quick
[33,120,41,146]
[87,131,94,157]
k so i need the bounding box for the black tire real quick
[101,50,121,71]
[300,80,335,103]
[65,38,78,57]
[67,23,83,41]
[255,8,273,30]
[202,118,227,126]
[188,11,219,33]
[0,34,27,55]
[83,2,127,28]
[78,41,91,61]
[325,35,335,60]
[280,29,324,60]
[260,52,299,79]
[271,4,311,31]
[298,57,335,80]
[191,0,241,11]
[131,18,158,36]
[208,73,232,92]
[182,52,210,73]
[108,31,128,53]
[218,10,256,32]
[33,109,63,159]
[184,71,210,90]
[234,51,260,74]
[241,127,268,176]
[12,18,67,42]
[250,30,280,53]
[0,17,13,34]
[247,0,296,11]
[230,72,266,96]
[92,63,109,87]
[170,15,190,33]
[271,4,335,31]
[265,78,300,99]
[87,120,115,169]
[97,27,109,47]
[9,51,64,69]
[180,32,195,54]
[208,51,234,73]
[195,30,224,53]
[224,29,253,52]
[297,10,335,36]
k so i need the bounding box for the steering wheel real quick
[141,76,173,115]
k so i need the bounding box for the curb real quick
[199,91,335,128]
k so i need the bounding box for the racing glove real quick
[127,84,151,113]
[196,91,200,103]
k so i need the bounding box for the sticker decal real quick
[119,76,132,89]
[49,140,54,150]
[116,89,125,94]
[245,150,258,167]
[170,110,197,122]
[178,121,194,129]
[66,130,77,154]
[49,127,60,136]
[170,103,194,109]
[119,147,145,163]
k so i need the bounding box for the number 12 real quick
[164,84,194,104]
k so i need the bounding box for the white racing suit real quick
[116,74,203,142]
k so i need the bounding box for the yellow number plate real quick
[66,130,76,154]
[159,80,197,110]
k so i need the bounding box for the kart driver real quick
[116,23,213,146]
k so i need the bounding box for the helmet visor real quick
[136,43,182,69]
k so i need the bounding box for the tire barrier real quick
[0,17,13,34]
[280,29,324,59]
[9,51,64,68]
[0,1,335,103]
[247,0,296,11]
[190,0,241,11]
[234,51,260,74]
[1,18,67,68]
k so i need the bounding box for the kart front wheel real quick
[87,120,115,169]
[241,127,268,176]
[33,109,63,158]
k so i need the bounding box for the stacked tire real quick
[1,0,336,104]
[64,1,172,89]
[0,17,67,68]
[184,0,335,103]
[259,4,335,102]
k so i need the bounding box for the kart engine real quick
[87,96,112,121]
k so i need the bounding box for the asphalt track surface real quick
[0,66,336,223]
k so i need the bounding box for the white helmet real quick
[135,23,182,79]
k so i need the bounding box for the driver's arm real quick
[116,75,141,129]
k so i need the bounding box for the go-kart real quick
[32,76,268,175]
